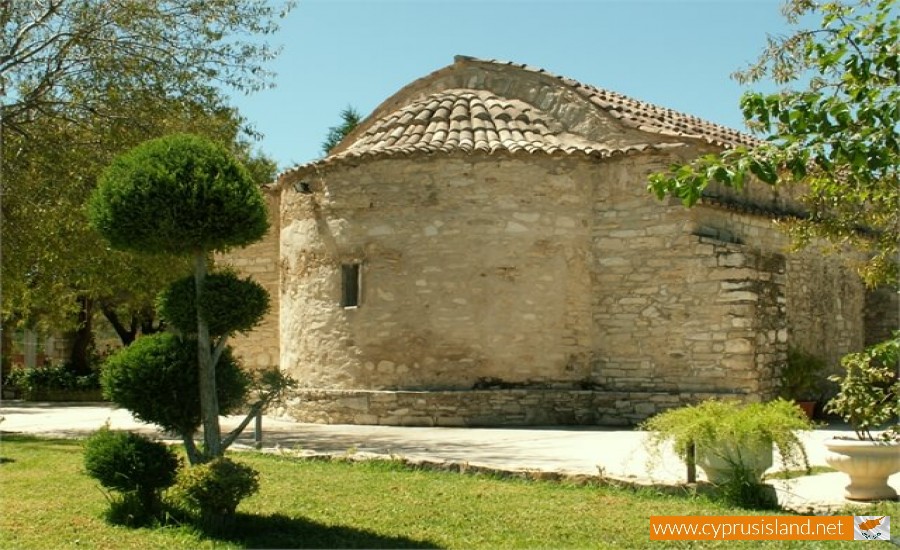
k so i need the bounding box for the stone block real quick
[725,339,753,353]
[338,397,369,411]
[717,291,759,302]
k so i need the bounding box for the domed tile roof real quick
[281,56,758,180]
[332,88,653,161]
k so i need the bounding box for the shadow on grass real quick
[201,511,441,549]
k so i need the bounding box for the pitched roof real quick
[553,67,758,149]
[281,56,758,180]
[335,88,656,160]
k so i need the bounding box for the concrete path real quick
[2,401,898,514]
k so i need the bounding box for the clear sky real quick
[229,0,793,172]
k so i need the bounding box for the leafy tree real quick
[648,0,898,288]
[1,0,288,370]
[89,133,289,462]
[2,96,275,372]
[322,106,362,155]
[1,1,294,137]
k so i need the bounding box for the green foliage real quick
[157,270,270,337]
[100,333,249,437]
[6,363,101,397]
[172,457,260,532]
[826,334,900,440]
[0,95,259,334]
[83,428,180,494]
[89,134,269,255]
[2,0,287,335]
[90,133,272,462]
[716,463,780,510]
[648,0,899,287]
[779,348,827,401]
[641,399,812,477]
[322,106,363,155]
[2,1,293,136]
[101,491,162,528]
[83,427,180,525]
[251,368,300,402]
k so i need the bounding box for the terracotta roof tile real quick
[462,57,757,149]
[280,57,754,179]
[321,89,630,164]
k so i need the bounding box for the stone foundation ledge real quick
[281,388,749,427]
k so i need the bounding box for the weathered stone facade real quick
[217,192,281,371]
[223,56,895,426]
[864,287,900,346]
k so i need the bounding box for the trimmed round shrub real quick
[157,270,270,337]
[83,427,180,524]
[84,428,180,493]
[101,333,249,437]
[173,457,259,532]
[88,133,268,255]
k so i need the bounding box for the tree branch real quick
[99,301,137,346]
[182,431,202,465]
[0,0,65,71]
[211,334,229,368]
[220,399,265,451]
[220,370,297,452]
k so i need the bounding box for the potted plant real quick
[823,334,900,501]
[641,399,812,484]
[779,348,826,419]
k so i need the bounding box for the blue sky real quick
[229,0,792,171]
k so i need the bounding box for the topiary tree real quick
[89,133,286,461]
[157,270,270,340]
[83,427,181,525]
[100,333,250,464]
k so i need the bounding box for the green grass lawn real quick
[0,435,896,549]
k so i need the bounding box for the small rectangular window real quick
[341,263,361,308]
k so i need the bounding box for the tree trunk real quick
[182,431,202,466]
[194,251,221,459]
[139,307,164,335]
[100,302,138,346]
[1,321,12,381]
[67,296,94,375]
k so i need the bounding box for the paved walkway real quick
[2,401,898,514]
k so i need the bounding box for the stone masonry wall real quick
[586,156,787,398]
[217,191,281,370]
[280,154,594,390]
[864,287,899,346]
[693,207,867,375]
[281,388,750,427]
[273,151,869,425]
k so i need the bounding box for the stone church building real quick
[224,56,896,426]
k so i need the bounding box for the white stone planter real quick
[824,438,900,501]
[696,440,774,483]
